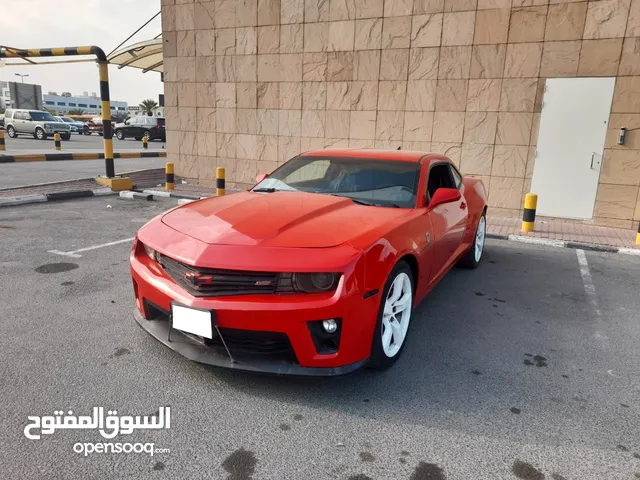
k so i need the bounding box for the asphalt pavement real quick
[1,133,165,153]
[0,197,639,479]
[0,134,167,190]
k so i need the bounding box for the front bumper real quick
[130,238,379,375]
[133,308,366,376]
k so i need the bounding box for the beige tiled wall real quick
[162,0,640,228]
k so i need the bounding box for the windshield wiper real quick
[252,188,280,193]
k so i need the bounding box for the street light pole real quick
[14,73,29,83]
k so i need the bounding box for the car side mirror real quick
[427,188,461,209]
[256,173,269,183]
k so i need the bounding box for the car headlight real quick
[44,123,52,129]
[142,244,159,262]
[291,273,340,293]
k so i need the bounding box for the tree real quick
[61,92,72,97]
[139,99,158,116]
[112,111,129,123]
[47,91,58,96]
[68,108,85,115]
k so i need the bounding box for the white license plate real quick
[171,304,213,339]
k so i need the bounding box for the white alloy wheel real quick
[474,215,486,263]
[381,272,413,358]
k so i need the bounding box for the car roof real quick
[302,149,447,163]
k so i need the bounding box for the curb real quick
[119,191,153,201]
[140,189,209,201]
[486,233,640,256]
[0,187,116,207]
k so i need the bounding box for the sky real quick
[0,0,163,105]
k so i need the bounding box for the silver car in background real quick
[55,116,83,135]
[4,109,71,140]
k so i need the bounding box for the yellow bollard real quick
[142,136,148,150]
[54,133,62,151]
[165,162,174,191]
[216,167,225,196]
[636,222,640,245]
[521,193,538,233]
[0,130,5,151]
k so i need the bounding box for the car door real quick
[426,163,468,284]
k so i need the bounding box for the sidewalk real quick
[0,168,166,198]
[487,215,639,251]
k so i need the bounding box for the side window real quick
[450,166,463,189]
[427,164,456,199]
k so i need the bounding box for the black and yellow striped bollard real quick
[522,193,538,233]
[54,133,62,151]
[165,162,174,191]
[142,136,148,150]
[0,130,5,151]
[636,222,640,245]
[216,167,225,196]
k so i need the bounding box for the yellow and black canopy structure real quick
[0,45,116,179]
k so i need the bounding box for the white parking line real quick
[576,249,600,317]
[48,237,135,258]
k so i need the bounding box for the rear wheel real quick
[369,261,414,370]
[35,127,46,140]
[7,125,17,138]
[142,130,151,140]
[458,213,486,269]
[62,133,71,141]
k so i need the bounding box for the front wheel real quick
[458,213,486,269]
[6,125,17,138]
[83,128,91,135]
[369,261,414,370]
[116,129,125,140]
[35,127,46,140]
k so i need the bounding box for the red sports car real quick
[131,149,488,375]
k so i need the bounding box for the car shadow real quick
[200,242,618,448]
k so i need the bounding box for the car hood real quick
[161,191,406,248]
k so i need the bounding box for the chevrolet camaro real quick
[131,149,488,375]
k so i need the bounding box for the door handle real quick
[460,202,467,210]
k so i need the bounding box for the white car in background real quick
[55,116,83,135]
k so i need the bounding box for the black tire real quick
[116,129,125,140]
[368,261,414,370]
[457,213,487,269]
[83,127,91,135]
[7,125,17,138]
[142,130,151,140]
[62,133,71,141]
[35,127,47,140]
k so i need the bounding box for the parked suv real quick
[4,109,71,140]
[115,116,165,141]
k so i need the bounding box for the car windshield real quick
[252,156,421,208]
[59,117,74,123]
[30,111,56,121]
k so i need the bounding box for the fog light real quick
[322,319,337,333]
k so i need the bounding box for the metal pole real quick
[97,61,114,178]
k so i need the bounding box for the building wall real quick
[161,0,640,228]
[43,94,128,115]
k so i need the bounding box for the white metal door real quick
[530,77,615,219]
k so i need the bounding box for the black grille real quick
[142,300,298,363]
[205,328,297,362]
[159,254,278,297]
